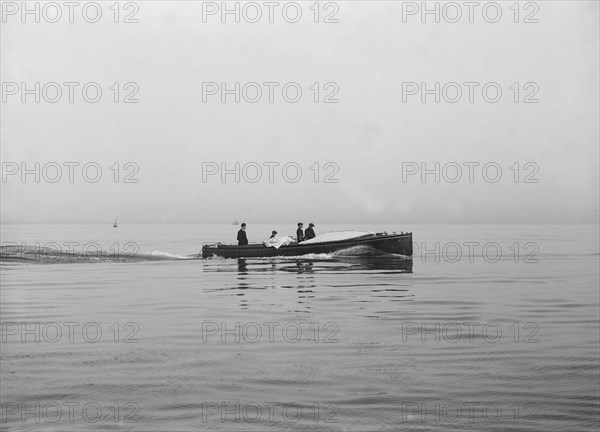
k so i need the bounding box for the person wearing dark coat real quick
[305,223,316,240]
[237,223,248,245]
[296,222,304,243]
[270,230,278,239]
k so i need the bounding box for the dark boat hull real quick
[202,233,412,259]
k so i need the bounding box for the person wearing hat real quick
[237,223,248,245]
[270,230,278,239]
[296,222,304,243]
[305,223,316,240]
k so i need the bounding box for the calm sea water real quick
[1,224,599,431]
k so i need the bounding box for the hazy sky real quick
[1,1,598,224]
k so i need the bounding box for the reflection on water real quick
[237,258,248,273]
[202,257,414,315]
[212,256,414,274]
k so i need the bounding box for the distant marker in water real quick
[113,219,118,228]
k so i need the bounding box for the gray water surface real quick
[1,224,598,431]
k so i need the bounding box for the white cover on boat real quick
[263,236,295,249]
[300,231,374,245]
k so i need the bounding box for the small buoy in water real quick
[113,219,118,228]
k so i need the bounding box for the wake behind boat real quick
[202,231,413,259]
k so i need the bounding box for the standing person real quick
[237,223,248,245]
[305,223,316,240]
[296,222,304,243]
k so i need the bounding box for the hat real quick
[272,230,277,234]
[308,223,315,227]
